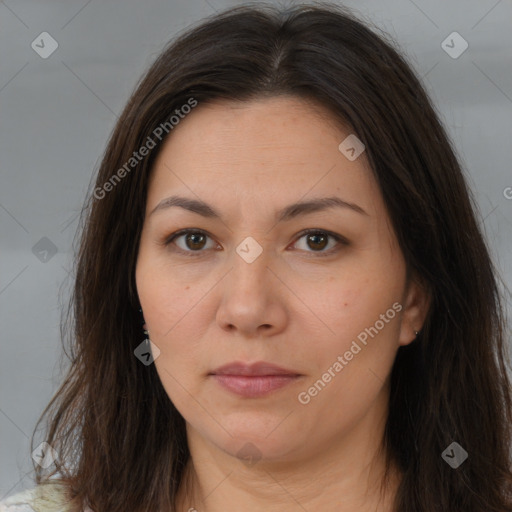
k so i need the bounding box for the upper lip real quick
[210,361,302,376]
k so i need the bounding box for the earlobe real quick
[398,273,431,347]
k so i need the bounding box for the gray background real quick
[1,0,511,498]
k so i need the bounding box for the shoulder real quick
[0,487,38,512]
[0,482,92,512]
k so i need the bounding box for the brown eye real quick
[291,229,347,256]
[306,232,328,251]
[164,228,347,258]
[165,229,217,256]
[184,232,207,250]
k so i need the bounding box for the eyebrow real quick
[149,195,368,221]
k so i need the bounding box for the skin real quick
[135,95,430,512]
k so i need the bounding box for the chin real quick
[216,427,304,463]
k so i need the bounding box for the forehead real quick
[146,96,380,219]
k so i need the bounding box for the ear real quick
[398,271,431,347]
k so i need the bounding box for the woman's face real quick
[136,96,429,465]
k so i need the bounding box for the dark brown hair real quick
[31,2,512,511]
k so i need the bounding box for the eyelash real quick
[162,228,348,258]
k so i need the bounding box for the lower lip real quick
[211,375,301,397]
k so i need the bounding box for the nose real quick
[215,243,288,338]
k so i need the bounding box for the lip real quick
[210,361,301,376]
[209,361,303,398]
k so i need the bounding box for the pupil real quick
[187,233,205,250]
[308,233,327,250]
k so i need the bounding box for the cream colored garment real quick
[0,483,92,512]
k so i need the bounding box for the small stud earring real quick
[139,307,150,339]
[414,330,419,337]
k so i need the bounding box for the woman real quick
[2,3,511,511]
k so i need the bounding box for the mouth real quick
[209,361,303,398]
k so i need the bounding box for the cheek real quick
[136,253,204,337]
[295,281,401,426]
[136,261,199,379]
[299,273,403,385]
[311,271,400,334]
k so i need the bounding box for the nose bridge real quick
[230,235,271,292]
[215,239,281,335]
[215,230,290,335]
[217,234,280,323]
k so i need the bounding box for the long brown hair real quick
[32,3,512,511]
